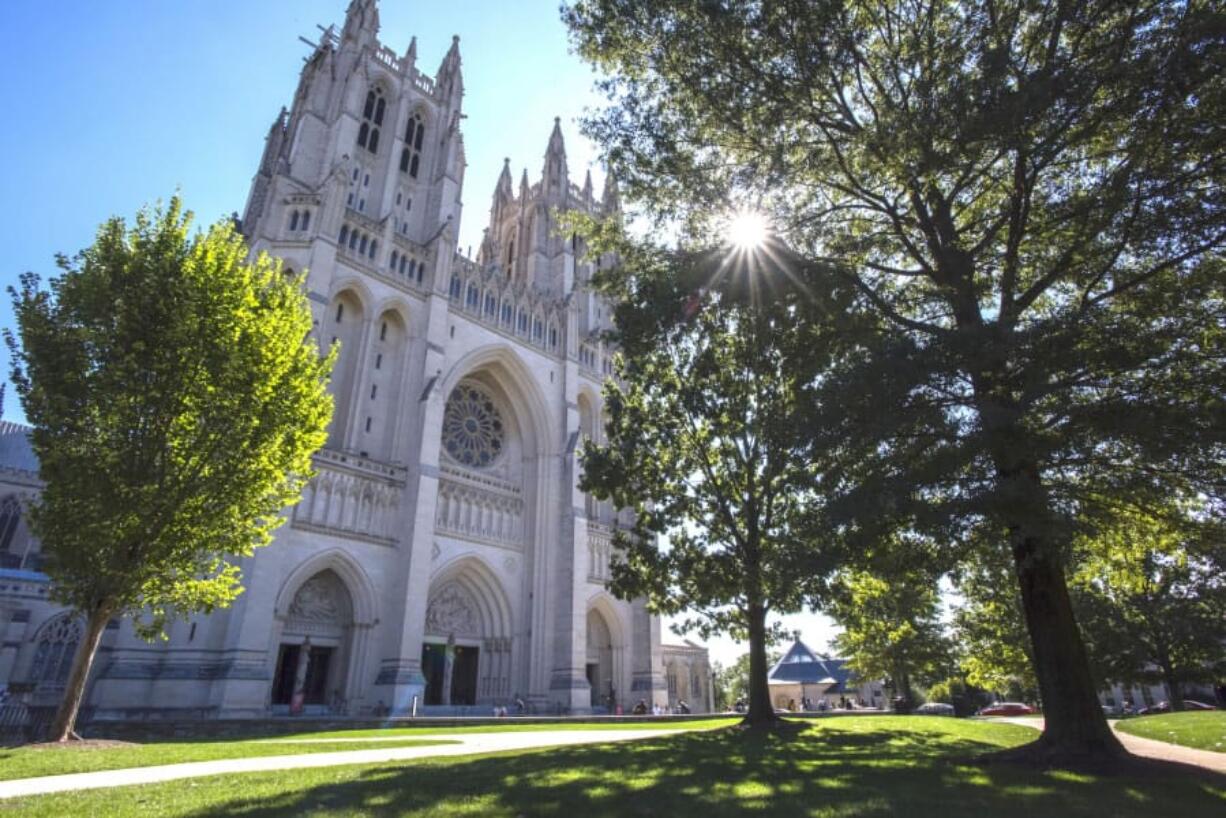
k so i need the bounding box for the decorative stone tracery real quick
[424,581,479,638]
[442,383,505,468]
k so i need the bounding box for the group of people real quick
[492,696,528,717]
[630,699,691,715]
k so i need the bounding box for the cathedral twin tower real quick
[58,0,713,718]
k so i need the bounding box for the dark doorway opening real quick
[421,642,480,705]
[272,643,334,705]
[586,663,598,707]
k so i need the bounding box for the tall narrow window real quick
[0,496,20,553]
[375,353,383,370]
[400,111,425,178]
[289,210,299,231]
[300,211,310,231]
[371,384,378,400]
[357,87,384,154]
[369,240,377,259]
[335,303,344,323]
[339,225,349,246]
[380,321,388,341]
[390,250,399,271]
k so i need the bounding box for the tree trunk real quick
[48,606,110,742]
[744,603,778,727]
[1012,531,1125,761]
[1158,660,1184,712]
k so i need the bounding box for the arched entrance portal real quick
[422,558,512,706]
[586,608,615,710]
[272,570,354,713]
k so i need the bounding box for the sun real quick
[727,209,770,250]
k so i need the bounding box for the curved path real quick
[0,728,682,800]
[991,717,1226,774]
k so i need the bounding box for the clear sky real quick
[0,0,838,669]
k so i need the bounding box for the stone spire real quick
[436,35,463,97]
[542,117,569,198]
[602,172,621,214]
[519,167,531,202]
[496,158,514,200]
[582,168,594,202]
[403,35,417,67]
[341,0,380,47]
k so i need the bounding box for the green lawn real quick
[0,738,455,782]
[0,718,734,782]
[281,716,737,740]
[1116,711,1226,753]
[3,717,1224,817]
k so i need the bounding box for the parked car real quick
[977,702,1036,716]
[915,702,956,716]
[1138,700,1217,715]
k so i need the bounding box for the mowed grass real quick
[283,716,737,740]
[4,717,1225,817]
[1116,711,1226,753]
[0,718,733,782]
[0,738,456,782]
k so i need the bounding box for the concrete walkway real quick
[0,728,682,800]
[991,717,1226,774]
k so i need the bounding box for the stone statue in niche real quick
[441,633,456,706]
[289,574,341,623]
[426,582,478,637]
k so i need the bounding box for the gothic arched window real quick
[357,87,385,154]
[289,210,300,232]
[400,111,425,178]
[29,614,83,687]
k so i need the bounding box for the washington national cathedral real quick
[0,0,712,718]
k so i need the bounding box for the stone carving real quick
[435,477,524,547]
[425,582,478,637]
[289,575,341,623]
[442,383,505,468]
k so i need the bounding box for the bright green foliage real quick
[1070,503,1226,709]
[829,561,952,708]
[952,557,1040,698]
[579,227,842,725]
[566,0,1226,759]
[925,677,991,716]
[5,197,334,738]
[717,650,782,708]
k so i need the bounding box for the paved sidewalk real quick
[991,717,1226,774]
[0,728,682,800]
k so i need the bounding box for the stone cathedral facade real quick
[0,0,713,719]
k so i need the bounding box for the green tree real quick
[580,234,840,727]
[1071,503,1226,711]
[5,199,334,741]
[951,551,1040,700]
[828,557,953,711]
[566,0,1226,761]
[720,649,783,708]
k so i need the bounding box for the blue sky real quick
[0,0,838,667]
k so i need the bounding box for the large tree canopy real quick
[567,0,1226,763]
[6,199,334,740]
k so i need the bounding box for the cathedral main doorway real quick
[421,642,480,705]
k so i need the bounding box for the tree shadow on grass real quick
[165,721,1226,818]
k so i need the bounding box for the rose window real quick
[442,384,505,467]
